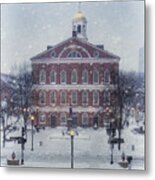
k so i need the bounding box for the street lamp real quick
[70,128,75,169]
[31,115,35,151]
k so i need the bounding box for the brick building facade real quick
[30,11,120,127]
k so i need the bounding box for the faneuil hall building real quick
[30,10,120,128]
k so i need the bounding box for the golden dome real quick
[73,11,87,21]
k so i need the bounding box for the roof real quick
[0,73,16,90]
[31,37,120,61]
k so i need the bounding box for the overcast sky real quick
[1,0,144,74]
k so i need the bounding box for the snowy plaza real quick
[0,114,145,170]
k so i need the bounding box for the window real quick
[104,91,110,103]
[71,91,77,105]
[50,51,56,58]
[39,70,46,84]
[60,91,66,104]
[68,51,81,58]
[39,113,46,124]
[77,25,81,33]
[50,91,56,104]
[60,113,67,126]
[82,113,88,127]
[71,69,78,84]
[104,69,110,83]
[93,91,99,105]
[82,91,88,105]
[93,51,99,58]
[39,91,46,105]
[93,70,99,84]
[50,71,56,84]
[82,70,88,84]
[60,70,66,84]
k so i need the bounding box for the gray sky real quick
[1,0,144,74]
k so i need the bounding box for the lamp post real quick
[21,127,25,165]
[31,115,35,151]
[68,104,73,130]
[110,143,114,164]
[23,107,29,137]
[70,128,75,169]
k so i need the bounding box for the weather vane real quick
[78,1,81,12]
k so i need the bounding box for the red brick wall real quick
[32,63,119,85]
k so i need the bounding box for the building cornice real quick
[32,84,118,91]
[31,105,104,113]
[31,58,120,65]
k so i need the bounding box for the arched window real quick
[50,91,56,104]
[39,91,46,105]
[71,69,78,84]
[50,71,56,84]
[60,113,67,126]
[104,69,110,83]
[77,25,81,33]
[68,51,81,58]
[60,70,66,84]
[39,70,46,84]
[104,91,110,103]
[39,113,46,124]
[82,91,88,105]
[71,91,77,105]
[82,113,88,127]
[93,91,99,105]
[93,70,99,84]
[82,70,88,84]
[60,91,66,105]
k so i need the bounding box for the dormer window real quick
[93,50,99,58]
[50,51,56,58]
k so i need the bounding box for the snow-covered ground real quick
[0,115,145,170]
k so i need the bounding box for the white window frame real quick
[104,91,111,103]
[60,91,66,105]
[71,91,77,105]
[82,91,88,105]
[39,91,46,105]
[60,113,67,126]
[82,113,88,126]
[93,69,99,84]
[93,91,99,105]
[104,69,110,83]
[39,69,46,84]
[39,113,46,124]
[50,91,56,105]
[82,69,88,84]
[50,70,56,84]
[60,70,67,84]
[71,69,78,84]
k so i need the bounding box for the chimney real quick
[96,45,104,50]
[47,45,53,50]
